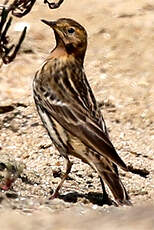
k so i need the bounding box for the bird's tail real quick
[91,156,132,206]
[99,168,131,206]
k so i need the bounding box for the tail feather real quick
[91,157,132,206]
[100,169,131,206]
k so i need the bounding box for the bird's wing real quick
[35,64,127,171]
[43,97,127,170]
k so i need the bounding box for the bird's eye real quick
[67,27,75,34]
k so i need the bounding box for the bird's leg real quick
[49,157,73,199]
[99,176,109,199]
[99,176,117,206]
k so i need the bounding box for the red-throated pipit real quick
[33,18,132,206]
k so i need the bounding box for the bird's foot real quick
[103,193,118,207]
[49,189,59,200]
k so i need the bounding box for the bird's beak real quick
[41,19,56,28]
[41,19,64,44]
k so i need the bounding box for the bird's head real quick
[41,18,87,63]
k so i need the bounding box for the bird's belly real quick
[67,134,91,165]
[68,135,87,155]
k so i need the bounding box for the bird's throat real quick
[49,46,68,59]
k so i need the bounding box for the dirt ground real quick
[0,0,154,229]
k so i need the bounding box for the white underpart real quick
[37,105,68,146]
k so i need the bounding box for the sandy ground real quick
[0,0,154,229]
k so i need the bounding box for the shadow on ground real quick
[58,191,116,206]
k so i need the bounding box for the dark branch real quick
[44,0,64,9]
[3,26,27,64]
[0,0,36,18]
[0,0,65,65]
[10,0,36,18]
[0,7,27,64]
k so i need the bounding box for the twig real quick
[44,0,64,9]
[0,7,27,64]
[0,0,65,65]
[10,0,36,18]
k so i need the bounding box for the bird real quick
[33,18,132,206]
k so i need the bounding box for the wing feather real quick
[43,96,127,171]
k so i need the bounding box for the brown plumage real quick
[33,18,132,206]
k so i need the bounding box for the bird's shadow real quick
[58,191,117,206]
